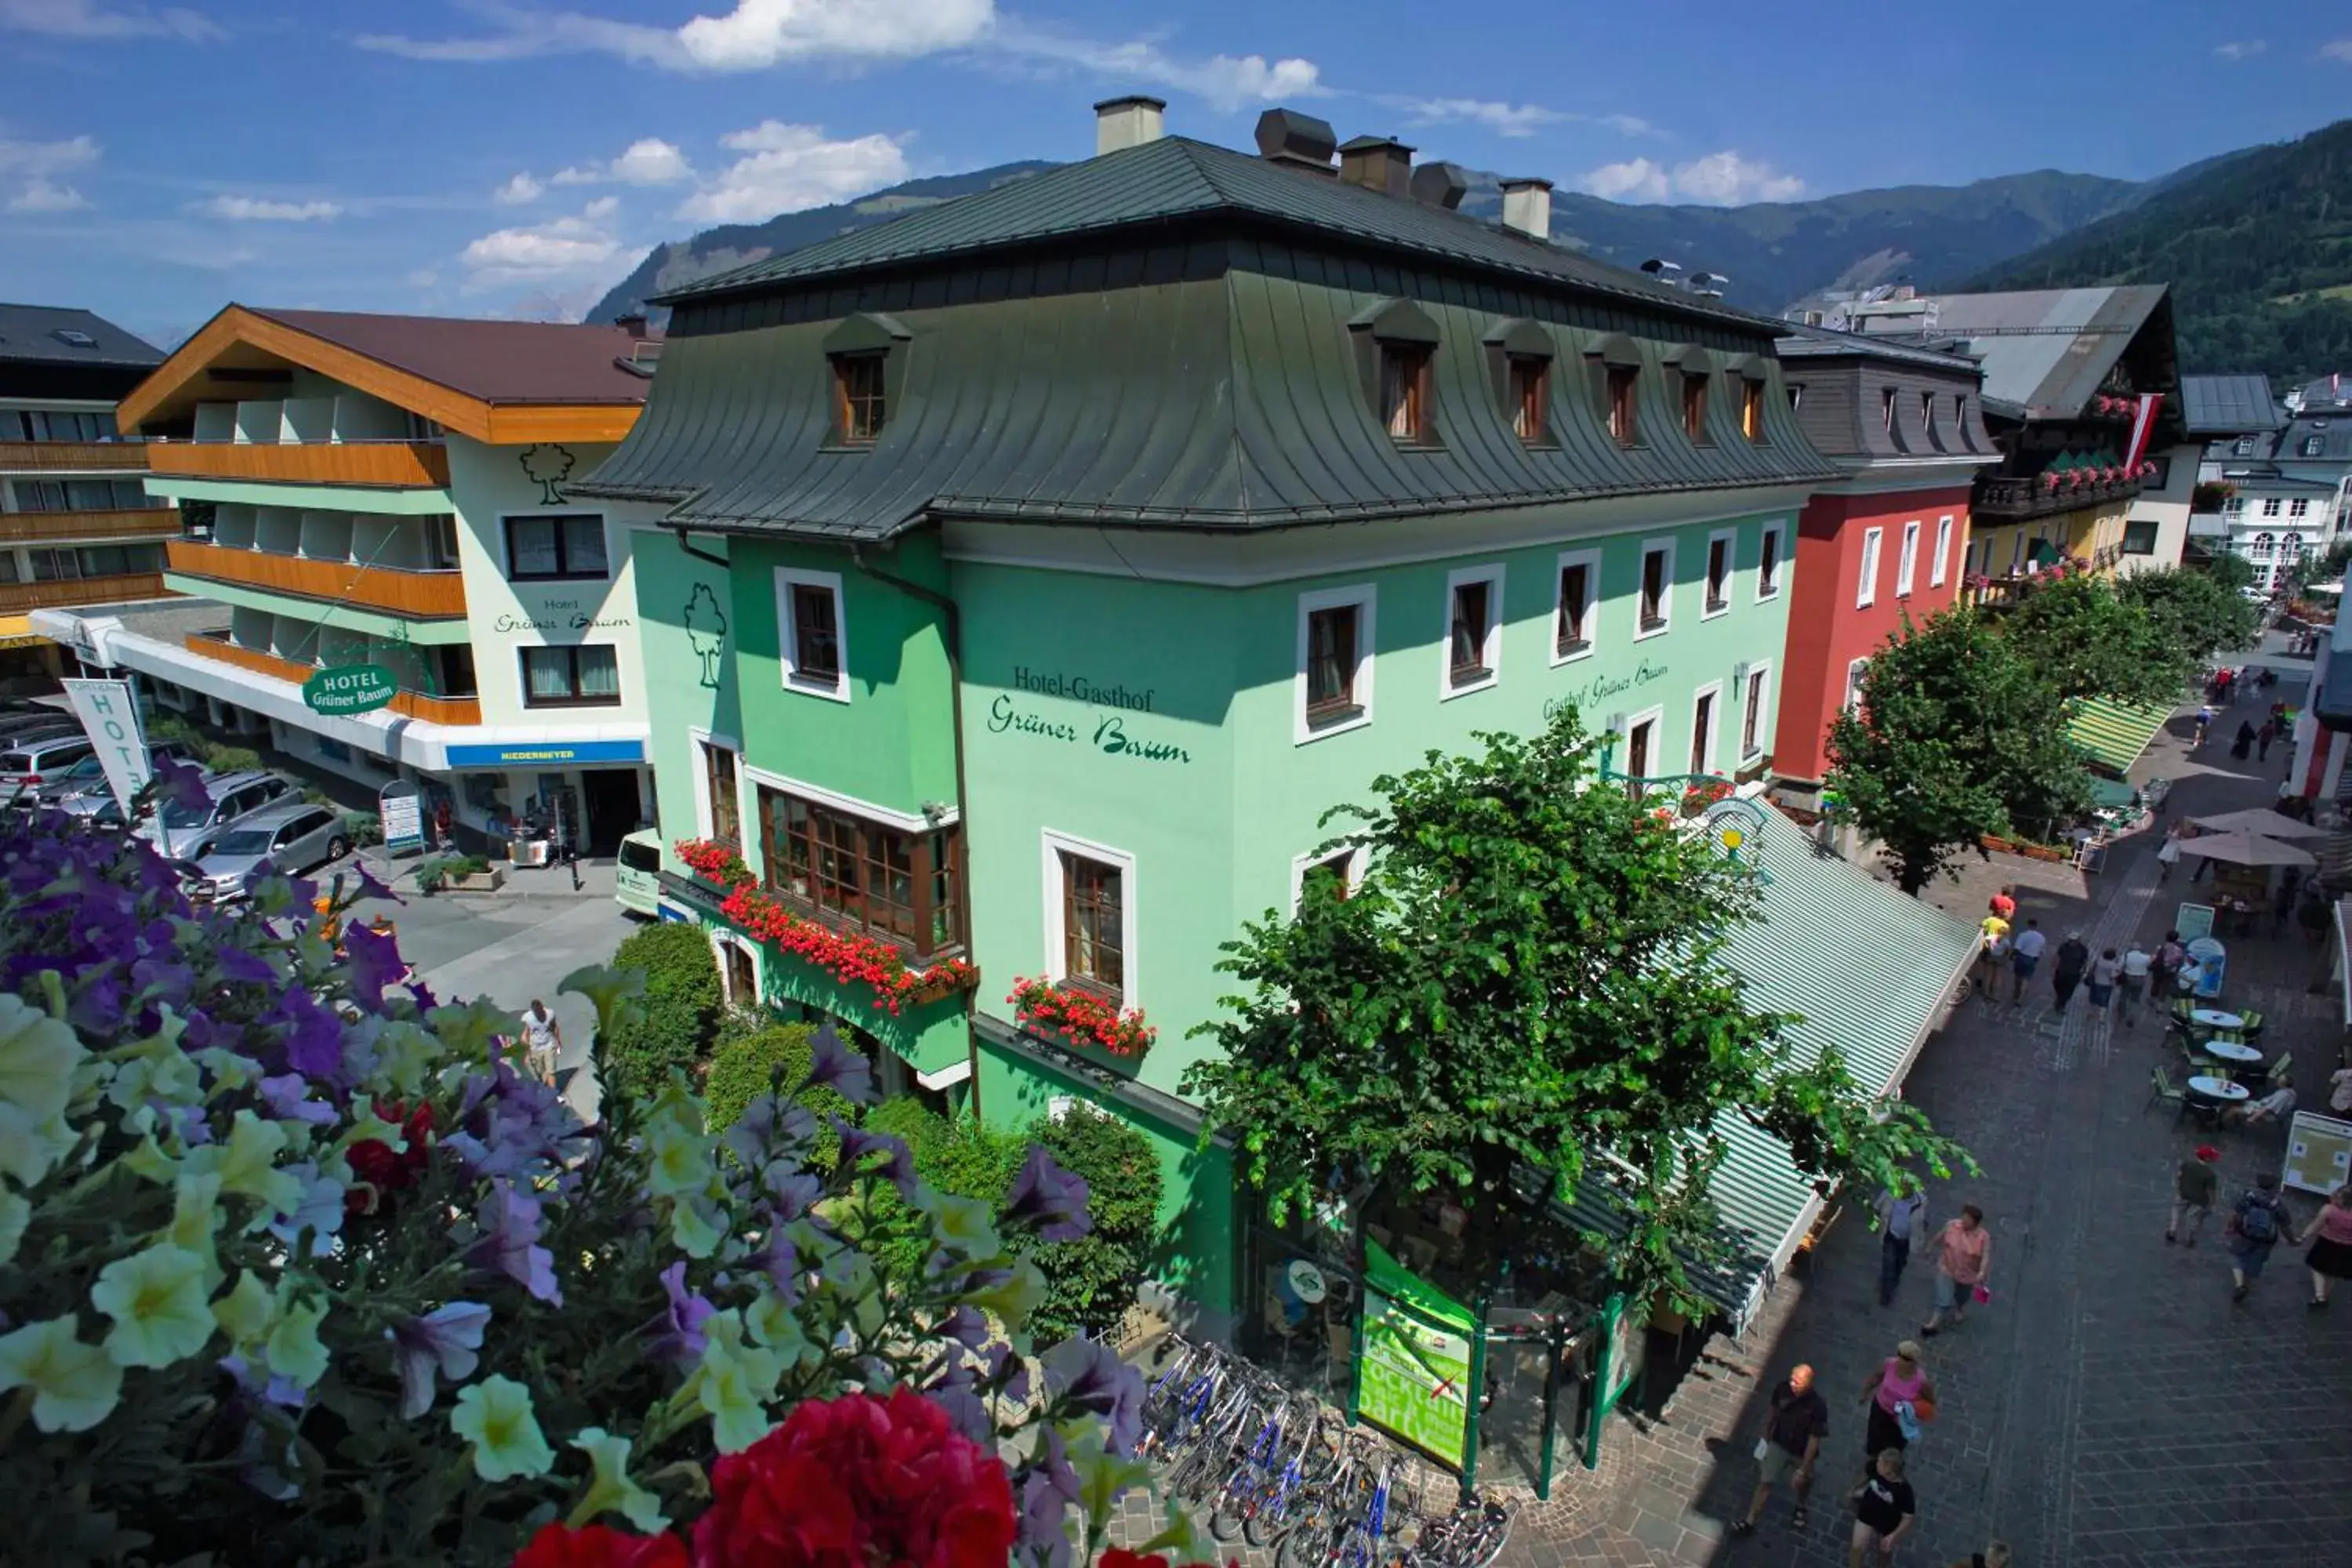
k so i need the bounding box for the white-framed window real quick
[1552,547,1600,665]
[1857,526,1883,608]
[1755,521,1787,601]
[774,566,849,702]
[1896,519,1921,598]
[1737,661,1773,760]
[1290,842,1366,913]
[1844,657,1869,712]
[709,931,762,1008]
[1295,583,1377,743]
[1930,515,1954,588]
[1687,680,1722,776]
[1617,703,1665,791]
[2251,532,2276,561]
[1635,538,1675,640]
[2009,532,2026,572]
[1041,829,1138,1010]
[2262,497,2283,517]
[2290,499,2311,518]
[2225,495,2247,516]
[1441,564,1504,699]
[1702,527,1737,618]
[688,726,745,845]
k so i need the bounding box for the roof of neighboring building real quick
[245,309,655,406]
[660,134,1777,336]
[2289,374,2352,412]
[0,303,163,368]
[2178,374,2281,435]
[1845,285,2170,418]
[1772,321,1984,375]
[2067,697,2174,775]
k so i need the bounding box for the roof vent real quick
[1255,107,1338,176]
[1338,135,1414,199]
[52,328,97,349]
[1499,177,1552,241]
[615,311,650,340]
[1410,161,1469,210]
[1094,95,1167,156]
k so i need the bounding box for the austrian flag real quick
[2122,393,2165,473]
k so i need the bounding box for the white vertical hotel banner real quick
[61,678,152,815]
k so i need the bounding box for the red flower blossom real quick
[702,876,977,1014]
[1096,1554,1170,1568]
[345,1101,434,1218]
[1007,977,1155,1056]
[691,1390,1016,1568]
[514,1523,688,1568]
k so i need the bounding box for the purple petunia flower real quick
[150,757,211,819]
[257,1073,337,1127]
[1014,1428,1083,1568]
[1002,1145,1092,1243]
[466,1180,561,1305]
[216,946,276,986]
[984,1341,1032,1406]
[804,1022,874,1105]
[937,1305,988,1350]
[763,1165,822,1222]
[387,1301,491,1419]
[644,1260,715,1369]
[341,921,408,1014]
[1042,1336,1144,1455]
[829,1118,915,1195]
[266,1161,347,1257]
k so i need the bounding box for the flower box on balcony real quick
[1007,976,1155,1058]
[674,837,752,888]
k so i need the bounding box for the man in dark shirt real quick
[1850,1446,1917,1566]
[1729,1363,1828,1537]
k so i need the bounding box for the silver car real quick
[0,733,96,809]
[183,801,351,902]
[37,742,203,815]
[137,769,295,861]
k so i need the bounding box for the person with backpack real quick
[2225,1171,2288,1304]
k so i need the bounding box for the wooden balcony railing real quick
[143,439,450,489]
[0,440,150,473]
[0,572,170,615]
[0,507,180,544]
[165,538,467,619]
[183,633,481,726]
[1975,474,2146,522]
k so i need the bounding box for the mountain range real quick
[586,122,2349,385]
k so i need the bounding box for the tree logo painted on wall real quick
[684,581,728,690]
[520,444,575,506]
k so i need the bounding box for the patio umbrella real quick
[2174,830,2317,868]
[2188,808,2333,840]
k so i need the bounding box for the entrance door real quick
[581,770,641,855]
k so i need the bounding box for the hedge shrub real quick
[702,1015,854,1171]
[604,920,724,1101]
[858,1095,1027,1282]
[1025,1102,1163,1342]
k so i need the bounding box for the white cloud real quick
[2214,39,2266,60]
[201,195,341,221]
[494,171,545,205]
[552,138,695,187]
[358,0,993,71]
[677,122,913,223]
[8,177,89,212]
[462,202,625,279]
[996,27,1321,110]
[0,0,221,41]
[581,194,620,218]
[1596,113,1655,137]
[407,267,441,289]
[1387,98,1561,139]
[1583,151,1804,205]
[2324,40,2352,63]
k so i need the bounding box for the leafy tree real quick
[1994,571,2187,705]
[604,920,724,1099]
[1828,607,2092,893]
[1182,711,1969,1312]
[2119,565,2262,670]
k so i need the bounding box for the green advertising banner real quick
[303,664,398,717]
[1358,1240,1476,1471]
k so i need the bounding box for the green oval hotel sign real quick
[303,664,398,717]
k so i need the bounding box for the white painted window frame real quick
[686,725,746,844]
[1552,547,1602,666]
[1929,515,1954,588]
[1289,842,1367,915]
[1700,526,1737,619]
[1688,678,1724,776]
[774,565,850,703]
[1439,563,1504,700]
[1857,526,1883,609]
[1844,657,1870,713]
[1896,519,1921,599]
[1041,828,1139,1009]
[1755,519,1788,601]
[708,929,762,1008]
[1294,583,1377,745]
[1736,659,1774,760]
[1617,702,1667,781]
[1634,537,1675,642]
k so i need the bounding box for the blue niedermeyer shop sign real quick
[444,740,646,768]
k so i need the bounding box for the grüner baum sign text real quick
[303,664,399,717]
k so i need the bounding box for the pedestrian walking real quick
[2257,718,2276,761]
[1976,913,2009,993]
[1987,884,2016,924]
[1857,1341,1935,1464]
[2231,720,2257,760]
[2224,1171,2288,1304]
[1873,1185,1930,1306]
[2153,930,2187,997]
[1728,1363,1828,1537]
[1920,1205,1991,1336]
[2328,1063,2352,1117]
[2008,920,2045,1006]
[1847,1448,1918,1568]
[520,998,562,1086]
[2295,1184,2352,1308]
[2085,946,2121,1014]
[2156,824,2183,882]
[2192,706,2214,750]
[2051,931,2090,1013]
[2166,1145,2221,1247]
[2117,940,2151,1027]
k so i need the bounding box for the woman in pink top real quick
[2296,1185,2352,1307]
[1921,1204,1991,1336]
[1857,1339,1935,1464]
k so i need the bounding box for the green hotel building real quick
[579,100,1973,1341]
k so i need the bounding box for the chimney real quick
[1500,177,1553,241]
[615,311,649,340]
[1094,96,1167,156]
[1410,161,1469,210]
[1254,107,1339,176]
[1338,135,1415,199]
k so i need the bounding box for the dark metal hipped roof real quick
[2178,374,2281,436]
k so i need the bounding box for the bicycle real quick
[1402,1494,1515,1568]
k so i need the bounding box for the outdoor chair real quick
[2147,1065,2185,1115]
[2265,1050,2292,1084]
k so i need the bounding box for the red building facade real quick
[1769,330,1998,803]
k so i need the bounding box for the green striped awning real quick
[2067,697,2174,775]
[1558,808,1980,1328]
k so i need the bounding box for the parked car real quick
[0,711,78,746]
[134,769,295,861]
[181,800,352,902]
[34,742,202,813]
[0,733,97,808]
[615,828,662,918]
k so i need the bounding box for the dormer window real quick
[1485,318,1555,446]
[1588,333,1643,447]
[1381,345,1433,443]
[1349,297,1443,448]
[833,353,886,445]
[1509,357,1549,443]
[1741,380,1765,442]
[1682,374,1708,442]
[1881,387,1897,434]
[1607,366,1639,444]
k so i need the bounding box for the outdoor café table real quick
[2191,1008,2244,1030]
[2187,1076,2250,1102]
[2201,1037,2263,1065]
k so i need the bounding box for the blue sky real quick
[2,0,2347,348]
